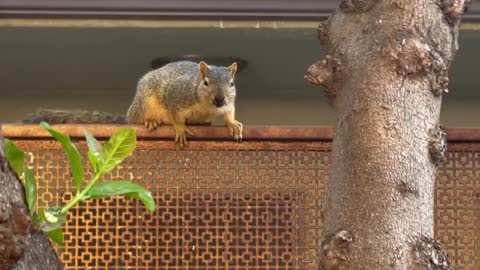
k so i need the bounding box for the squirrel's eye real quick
[230,81,234,87]
[204,80,209,87]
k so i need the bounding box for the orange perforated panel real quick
[6,126,479,270]
[17,140,329,269]
[435,143,480,269]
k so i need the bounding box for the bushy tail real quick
[22,109,127,124]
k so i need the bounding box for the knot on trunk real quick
[440,0,471,25]
[0,228,17,269]
[318,230,353,270]
[0,203,30,270]
[413,236,453,270]
[0,228,25,270]
[305,55,343,107]
[428,125,447,167]
[0,196,9,223]
[318,21,331,49]
[397,180,420,198]
[386,36,449,96]
[340,0,380,13]
[431,72,449,97]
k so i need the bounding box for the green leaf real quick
[4,139,25,177]
[41,208,67,232]
[40,122,84,193]
[44,210,59,223]
[84,128,102,154]
[98,128,136,173]
[84,129,102,173]
[47,228,64,245]
[87,152,100,173]
[23,165,37,217]
[35,208,46,224]
[84,181,155,213]
[38,208,65,244]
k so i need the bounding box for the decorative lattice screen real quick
[4,125,479,270]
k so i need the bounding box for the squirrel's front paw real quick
[227,120,243,142]
[174,124,194,146]
[144,120,161,131]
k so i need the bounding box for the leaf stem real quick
[60,172,101,214]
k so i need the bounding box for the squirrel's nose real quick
[214,96,226,107]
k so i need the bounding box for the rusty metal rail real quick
[3,124,480,142]
[2,124,334,141]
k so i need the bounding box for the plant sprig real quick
[5,122,155,245]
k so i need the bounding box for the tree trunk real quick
[305,0,470,269]
[0,127,64,270]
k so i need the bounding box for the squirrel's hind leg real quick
[143,96,170,131]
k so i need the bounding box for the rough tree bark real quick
[305,0,470,269]
[0,127,64,270]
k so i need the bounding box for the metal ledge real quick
[2,124,480,142]
[1,0,479,22]
[1,11,480,23]
[0,10,333,21]
[1,124,335,141]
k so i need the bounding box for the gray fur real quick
[127,60,236,124]
[127,61,199,122]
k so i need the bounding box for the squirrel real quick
[22,61,243,145]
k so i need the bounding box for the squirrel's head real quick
[197,61,237,108]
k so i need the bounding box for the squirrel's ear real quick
[198,61,210,79]
[228,62,238,76]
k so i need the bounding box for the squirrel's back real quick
[126,61,200,124]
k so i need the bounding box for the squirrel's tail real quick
[22,109,127,124]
